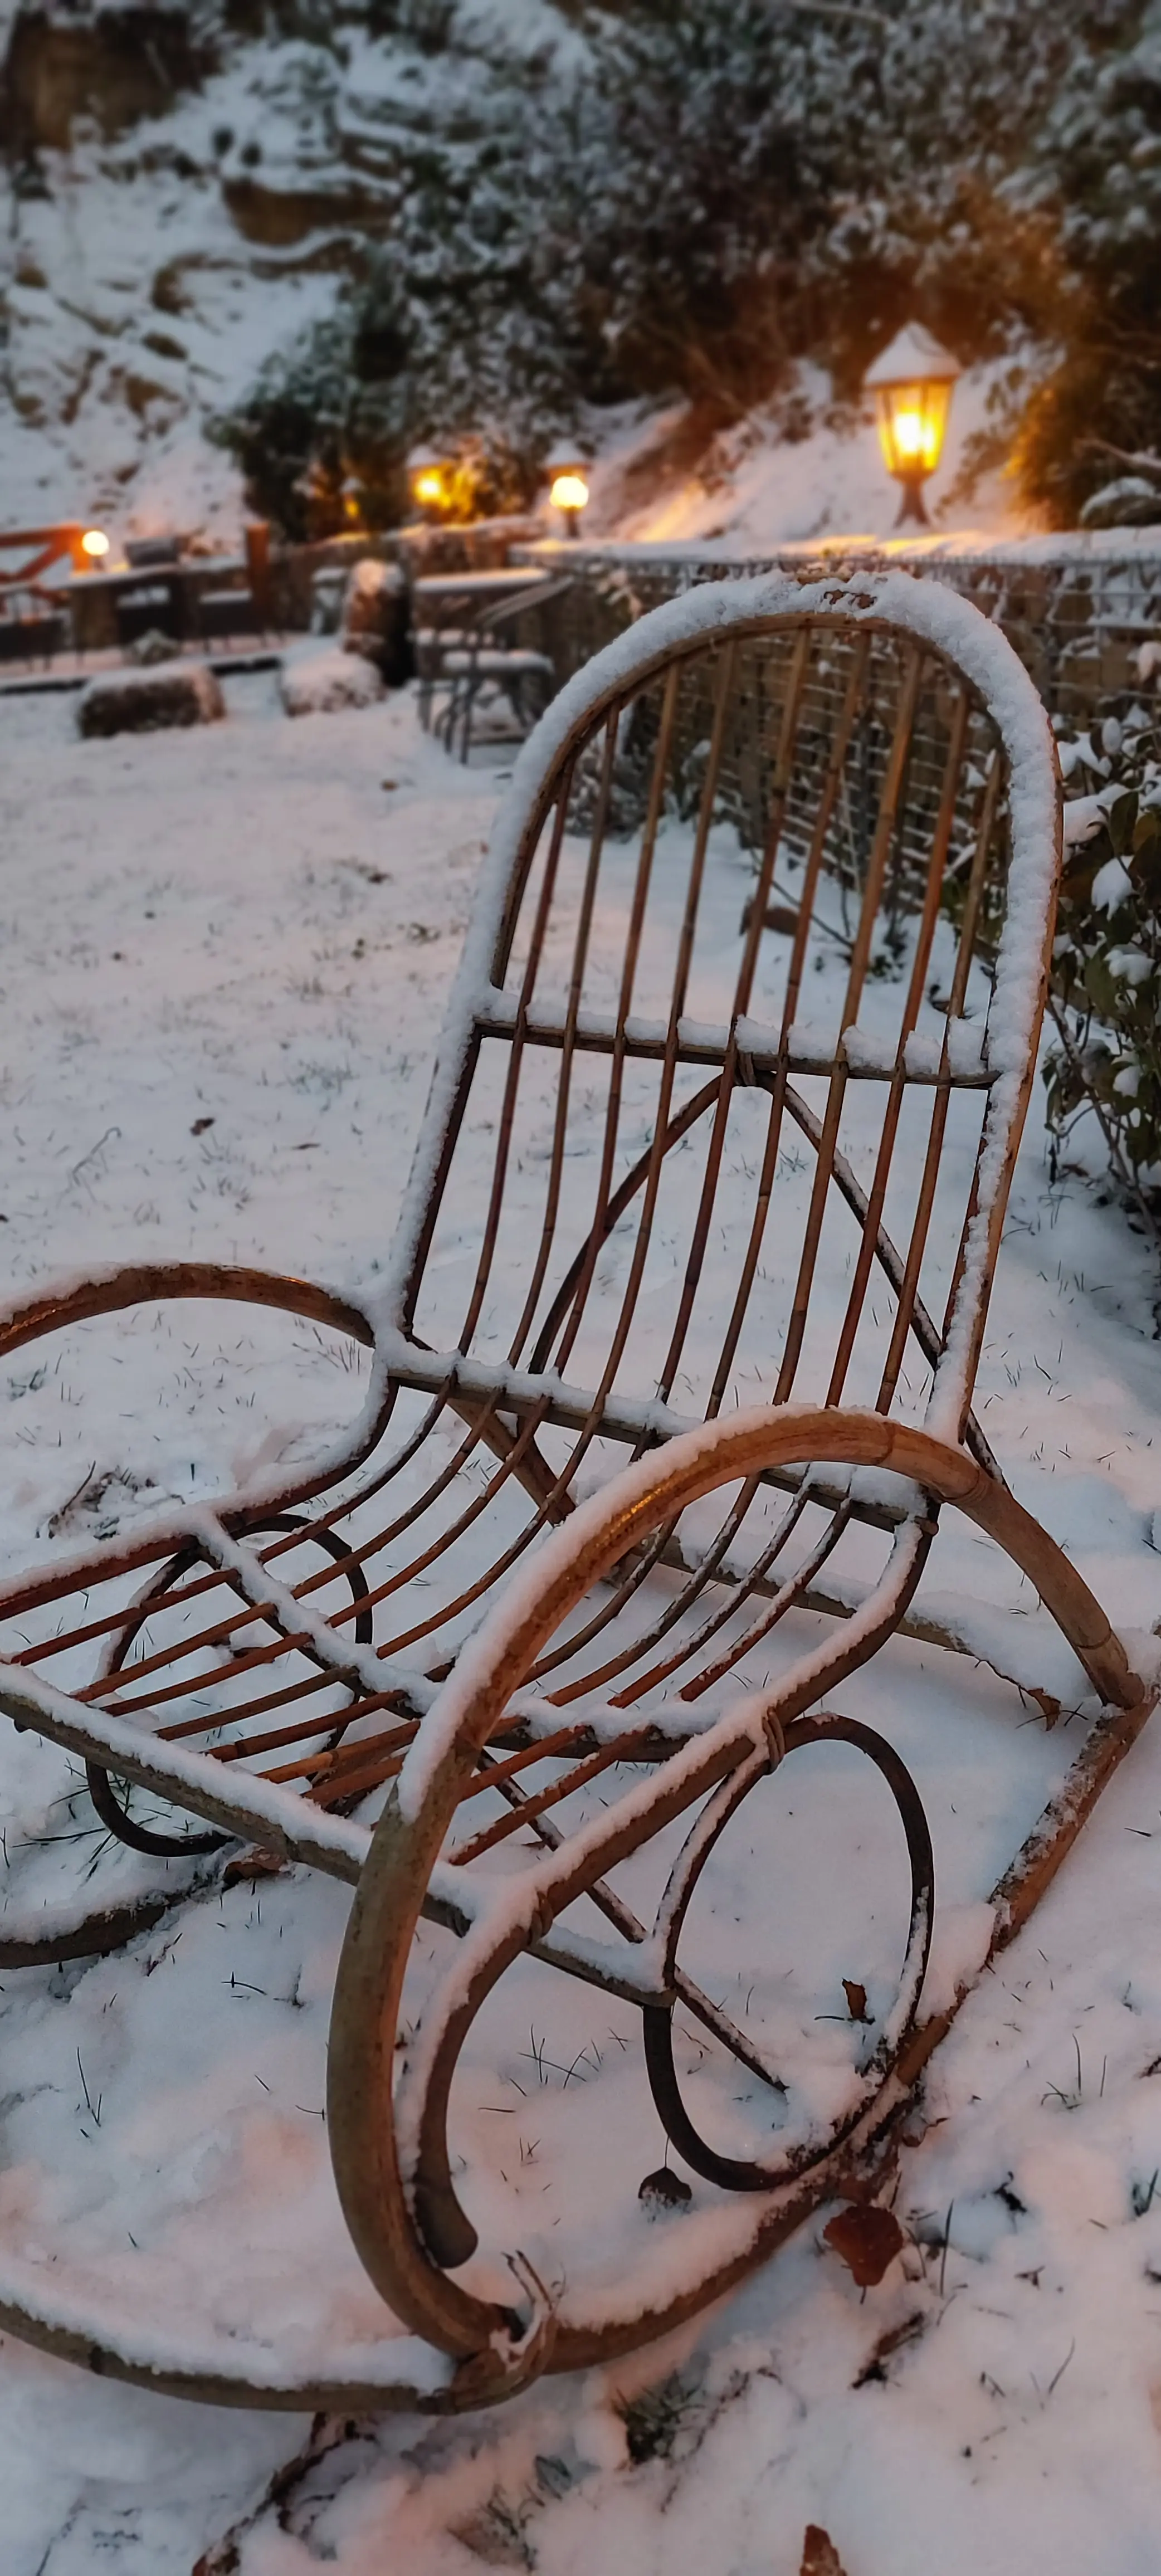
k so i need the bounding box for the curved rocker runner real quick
[0,567,1152,2411]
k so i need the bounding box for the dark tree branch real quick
[772,0,890,22]
[1080,436,1161,486]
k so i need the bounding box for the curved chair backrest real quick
[384,571,1060,1475]
[0,571,1065,1862]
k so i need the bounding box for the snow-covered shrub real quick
[279,642,385,715]
[1079,465,1161,530]
[1008,14,1161,524]
[212,299,412,542]
[340,557,410,683]
[1045,702,1161,1230]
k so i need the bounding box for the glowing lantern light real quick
[864,325,960,528]
[80,528,110,562]
[406,445,449,520]
[546,447,591,538]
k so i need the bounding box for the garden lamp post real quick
[547,445,591,540]
[865,325,960,528]
[80,528,110,567]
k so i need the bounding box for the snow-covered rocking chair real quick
[0,569,1152,2413]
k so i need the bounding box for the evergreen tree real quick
[1013,8,1161,521]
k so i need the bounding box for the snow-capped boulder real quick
[279,642,384,716]
[77,660,225,738]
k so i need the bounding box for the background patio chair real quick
[436,575,575,759]
[412,567,565,741]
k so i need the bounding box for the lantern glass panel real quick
[875,379,952,482]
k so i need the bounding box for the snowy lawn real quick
[1,671,1160,2573]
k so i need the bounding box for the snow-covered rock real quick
[279,641,384,715]
[77,657,225,735]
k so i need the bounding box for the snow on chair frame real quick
[0,568,1150,2414]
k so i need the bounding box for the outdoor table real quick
[411,565,555,655]
[411,567,554,612]
[69,558,248,655]
[74,557,246,604]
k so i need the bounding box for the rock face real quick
[2,4,216,154]
[221,172,390,250]
[77,658,226,735]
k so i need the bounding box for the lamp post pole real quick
[894,469,930,530]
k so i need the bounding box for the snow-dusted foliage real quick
[207,0,1154,531]
[1048,701,1161,1260]
[1009,9,1161,523]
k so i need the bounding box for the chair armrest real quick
[0,1260,374,1363]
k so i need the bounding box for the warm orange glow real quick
[874,380,952,482]
[413,469,443,507]
[81,528,110,559]
[550,472,589,514]
[889,406,925,461]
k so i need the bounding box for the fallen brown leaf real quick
[823,2200,905,2287]
[638,2165,692,2211]
[222,1846,286,1889]
[801,2526,848,2575]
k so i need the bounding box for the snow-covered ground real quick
[1,667,1160,2573]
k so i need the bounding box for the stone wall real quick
[513,532,1161,731]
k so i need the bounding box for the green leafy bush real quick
[1046,702,1161,1256]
